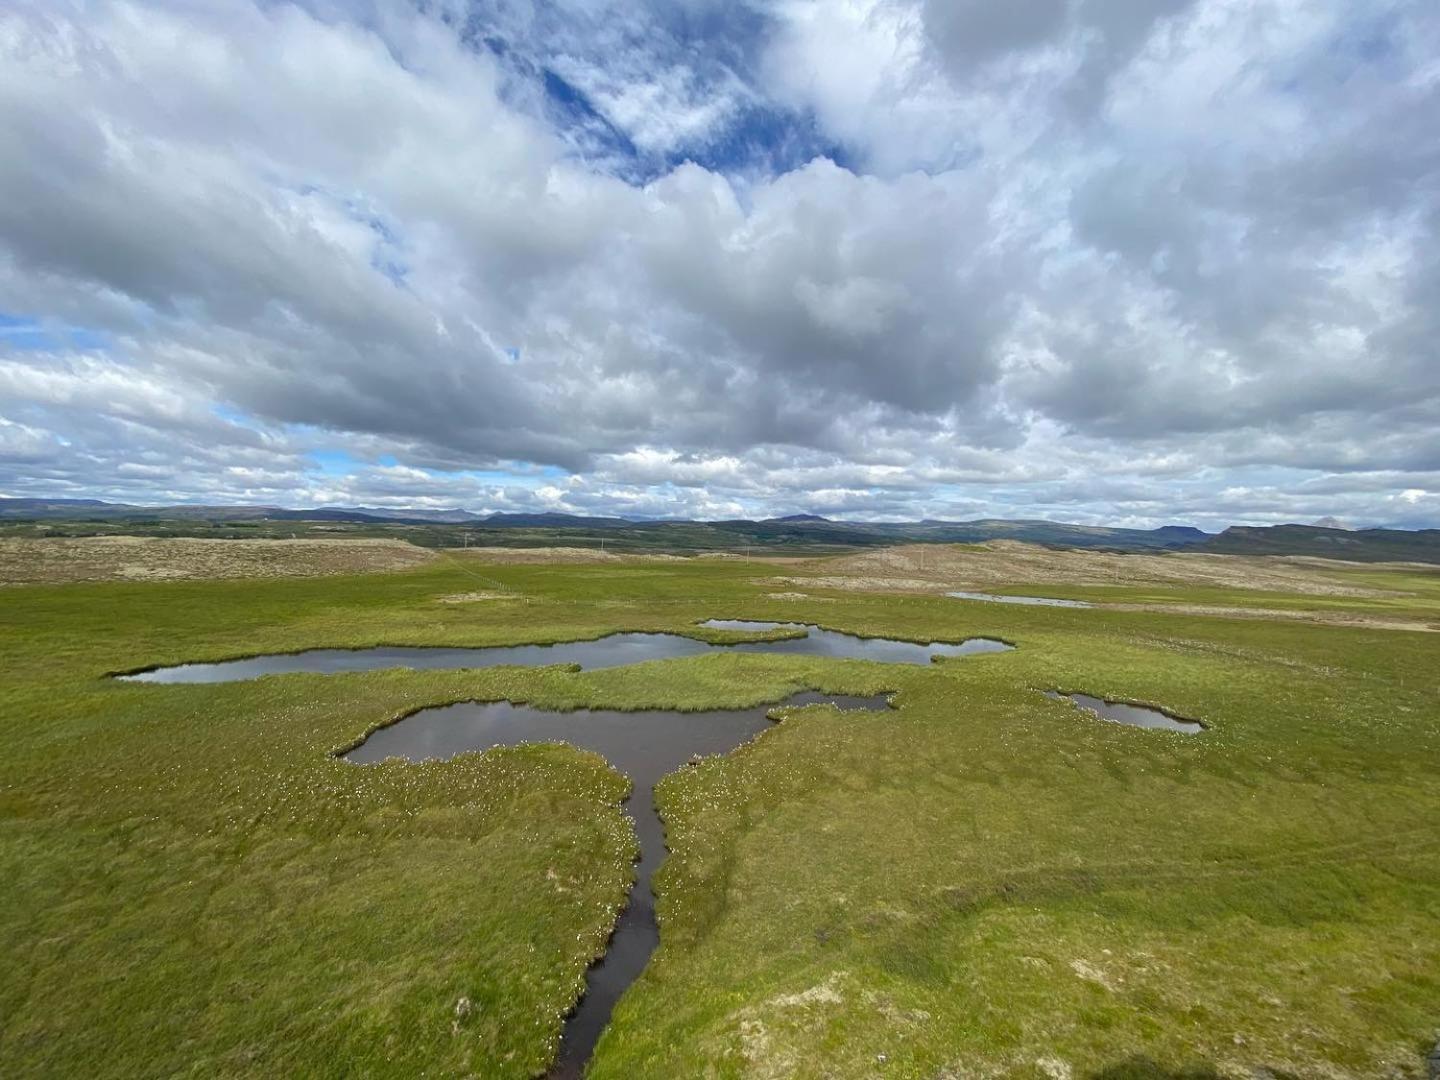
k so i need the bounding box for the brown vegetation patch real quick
[0,536,436,585]
[781,541,1400,597]
[1114,603,1438,633]
[448,546,686,564]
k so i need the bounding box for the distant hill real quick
[478,512,635,528]
[25,496,1439,562]
[1202,524,1440,564]
[318,505,484,524]
[0,497,280,521]
[0,496,1218,550]
[886,519,1212,550]
[0,499,628,529]
[0,498,116,512]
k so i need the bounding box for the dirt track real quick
[0,537,436,584]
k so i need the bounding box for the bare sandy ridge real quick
[773,541,1439,632]
[445,547,803,564]
[0,536,437,584]
[779,540,1407,597]
[1109,603,1436,633]
[446,546,687,564]
[7,537,1434,632]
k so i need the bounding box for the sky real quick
[1,0,1438,529]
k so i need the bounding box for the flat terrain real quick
[779,542,1440,631]
[2,543,1438,1077]
[0,536,437,584]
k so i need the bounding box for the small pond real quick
[346,690,893,1078]
[949,591,1092,608]
[117,623,1012,684]
[1045,690,1203,733]
[116,619,1011,1073]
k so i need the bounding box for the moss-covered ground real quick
[2,552,1437,1077]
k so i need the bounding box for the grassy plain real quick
[2,544,1438,1078]
[782,543,1440,632]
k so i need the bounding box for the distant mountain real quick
[1202,524,1440,564]
[1150,525,1215,543]
[265,508,397,523]
[12,495,1432,562]
[853,519,1212,550]
[0,497,1213,549]
[0,497,115,512]
[1311,516,1354,531]
[319,505,484,524]
[0,498,623,528]
[0,497,279,521]
[477,512,635,528]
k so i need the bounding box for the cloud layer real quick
[1,0,1437,527]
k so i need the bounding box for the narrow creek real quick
[344,690,893,1078]
[111,620,1207,1071]
[115,621,1010,1073]
[117,622,1013,683]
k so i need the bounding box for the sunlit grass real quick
[2,554,1438,1076]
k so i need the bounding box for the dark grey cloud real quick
[920,0,1069,68]
[0,0,1437,526]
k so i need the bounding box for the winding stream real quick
[116,621,1012,1073]
[344,690,893,1077]
[112,619,1205,1072]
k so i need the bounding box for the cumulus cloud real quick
[0,0,1436,526]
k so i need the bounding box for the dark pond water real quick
[117,623,1012,683]
[1045,690,1203,733]
[345,690,893,1079]
[117,620,1008,1070]
[949,591,1092,608]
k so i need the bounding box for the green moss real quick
[1,556,1438,1077]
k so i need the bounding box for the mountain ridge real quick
[5,497,1439,561]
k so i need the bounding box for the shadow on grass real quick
[1087,1059,1303,1080]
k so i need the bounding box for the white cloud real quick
[0,0,1436,526]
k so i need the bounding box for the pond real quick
[345,690,893,1078]
[1044,690,1203,733]
[117,622,1013,683]
[115,619,1012,1073]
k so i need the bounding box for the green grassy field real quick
[2,552,1438,1077]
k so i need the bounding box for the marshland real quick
[3,538,1438,1077]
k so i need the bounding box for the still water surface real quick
[119,622,1013,683]
[346,690,893,1078]
[1045,690,1203,733]
[119,620,1012,1072]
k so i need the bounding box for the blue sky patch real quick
[0,311,110,352]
